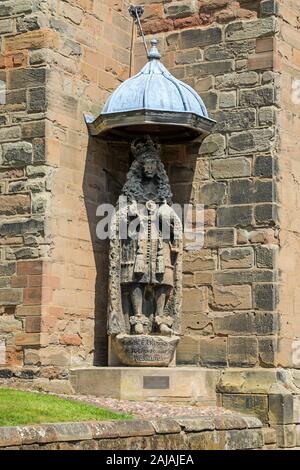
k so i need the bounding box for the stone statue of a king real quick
[108,136,183,366]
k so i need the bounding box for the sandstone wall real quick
[133,0,282,368]
[0,0,132,390]
[276,0,300,368]
[1,0,300,389]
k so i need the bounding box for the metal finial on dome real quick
[148,39,161,60]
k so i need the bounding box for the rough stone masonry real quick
[0,0,300,449]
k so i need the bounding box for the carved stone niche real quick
[88,39,215,368]
[107,136,183,367]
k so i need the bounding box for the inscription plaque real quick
[143,376,170,389]
[112,334,179,366]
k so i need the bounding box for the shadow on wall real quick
[83,137,201,366]
[83,137,130,366]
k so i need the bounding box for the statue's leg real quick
[130,284,145,334]
[155,285,173,336]
[155,285,168,317]
[131,284,144,317]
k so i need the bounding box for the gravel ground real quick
[0,384,236,420]
[58,394,234,419]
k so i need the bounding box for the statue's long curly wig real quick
[121,142,173,204]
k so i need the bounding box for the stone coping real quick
[0,414,262,448]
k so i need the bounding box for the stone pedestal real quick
[70,367,220,404]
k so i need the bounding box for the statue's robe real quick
[107,202,182,336]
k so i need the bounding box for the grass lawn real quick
[0,388,132,426]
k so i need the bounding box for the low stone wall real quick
[0,415,263,450]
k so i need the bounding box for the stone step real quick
[70,366,221,404]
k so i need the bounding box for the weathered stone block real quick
[205,229,235,248]
[199,133,226,156]
[183,287,208,313]
[0,263,16,277]
[1,141,33,166]
[214,312,254,336]
[222,394,269,424]
[0,194,31,216]
[22,121,45,139]
[195,76,214,92]
[32,138,45,163]
[255,204,278,224]
[217,205,252,227]
[194,272,213,285]
[186,61,234,78]
[258,337,277,366]
[275,425,296,448]
[228,129,273,154]
[8,68,46,90]
[260,0,279,17]
[269,393,294,425]
[15,333,40,346]
[254,156,275,177]
[254,312,278,335]
[0,218,44,236]
[248,52,274,71]
[151,418,181,434]
[215,71,258,89]
[25,316,41,333]
[204,46,235,61]
[149,434,186,450]
[293,396,300,424]
[0,126,22,142]
[0,288,23,305]
[16,15,40,33]
[175,49,202,65]
[183,253,216,272]
[211,285,252,310]
[6,90,27,109]
[229,179,274,204]
[0,315,22,333]
[188,431,225,450]
[214,270,276,285]
[180,27,222,49]
[28,87,46,113]
[240,86,275,107]
[0,427,22,447]
[199,337,227,367]
[225,18,276,41]
[176,335,200,365]
[225,429,263,450]
[228,336,258,367]
[254,284,278,310]
[0,19,13,34]
[201,91,218,111]
[256,245,276,268]
[297,424,300,446]
[219,91,236,108]
[164,2,197,19]
[182,312,211,332]
[214,312,278,336]
[211,158,251,179]
[262,427,277,445]
[212,109,256,132]
[220,247,254,269]
[197,182,227,205]
[174,417,215,433]
[258,107,276,126]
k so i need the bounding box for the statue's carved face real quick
[142,157,158,179]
